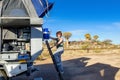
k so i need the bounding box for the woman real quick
[50,31,64,74]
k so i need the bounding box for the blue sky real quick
[43,0,120,44]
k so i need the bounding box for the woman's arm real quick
[50,36,57,40]
[51,38,63,49]
[54,38,63,46]
[57,38,63,45]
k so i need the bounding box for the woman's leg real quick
[53,49,64,73]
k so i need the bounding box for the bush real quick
[37,49,50,60]
[94,49,101,53]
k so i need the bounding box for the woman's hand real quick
[50,46,55,49]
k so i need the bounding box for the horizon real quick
[43,0,120,44]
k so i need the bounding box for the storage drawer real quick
[0,53,18,60]
[4,63,27,77]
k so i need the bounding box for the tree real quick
[84,33,92,53]
[82,42,90,53]
[91,35,99,48]
[102,39,112,48]
[93,35,99,41]
[63,32,72,47]
[103,39,112,45]
[85,33,91,41]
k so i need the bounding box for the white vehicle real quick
[0,0,53,79]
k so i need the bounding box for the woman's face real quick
[57,34,61,38]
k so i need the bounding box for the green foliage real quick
[103,39,112,45]
[85,33,91,40]
[94,48,101,53]
[93,35,99,41]
[82,45,89,50]
[63,32,72,47]
[63,32,72,40]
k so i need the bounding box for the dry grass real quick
[37,48,120,60]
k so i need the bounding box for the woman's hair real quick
[56,31,62,36]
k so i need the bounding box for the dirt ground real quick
[13,50,120,80]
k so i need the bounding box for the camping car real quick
[0,0,53,79]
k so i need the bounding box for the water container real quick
[43,28,50,40]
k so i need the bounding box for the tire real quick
[0,70,8,80]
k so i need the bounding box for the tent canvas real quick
[32,0,53,17]
[1,0,29,17]
[0,0,53,26]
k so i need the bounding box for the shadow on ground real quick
[37,57,119,80]
[13,57,120,80]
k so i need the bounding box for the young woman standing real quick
[50,31,64,74]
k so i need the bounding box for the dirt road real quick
[13,52,120,80]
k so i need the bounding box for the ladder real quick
[45,40,64,80]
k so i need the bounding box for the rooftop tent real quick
[32,0,53,17]
[0,0,45,27]
[1,0,29,17]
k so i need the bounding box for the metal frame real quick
[0,0,43,78]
